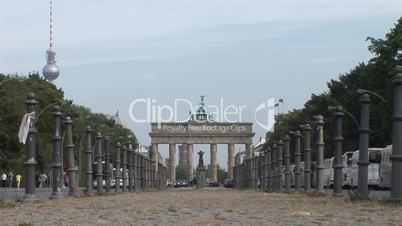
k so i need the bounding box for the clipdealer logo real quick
[128,97,276,131]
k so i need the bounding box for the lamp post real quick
[330,106,344,197]
[84,126,93,196]
[313,115,325,193]
[391,54,402,201]
[290,131,302,191]
[302,124,312,193]
[115,142,121,193]
[23,92,38,200]
[65,116,78,196]
[50,104,63,199]
[283,135,291,192]
[357,94,371,198]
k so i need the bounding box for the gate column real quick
[210,144,218,181]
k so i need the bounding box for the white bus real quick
[379,145,392,189]
[323,158,333,188]
[343,152,354,187]
[349,148,383,188]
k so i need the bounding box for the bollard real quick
[104,136,112,193]
[128,144,134,192]
[302,124,312,193]
[122,145,128,192]
[24,92,38,200]
[140,155,145,191]
[263,151,267,191]
[332,107,344,197]
[277,139,284,191]
[391,69,402,201]
[115,142,121,193]
[293,131,302,191]
[65,116,78,196]
[272,142,278,191]
[284,135,291,192]
[314,115,325,193]
[267,146,273,190]
[50,104,63,198]
[134,152,140,192]
[84,126,93,196]
[357,94,371,198]
[95,133,104,194]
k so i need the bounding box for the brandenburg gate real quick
[149,97,254,182]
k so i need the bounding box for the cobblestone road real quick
[1,187,401,226]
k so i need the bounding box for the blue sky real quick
[1,0,402,169]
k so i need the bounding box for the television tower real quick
[42,0,60,82]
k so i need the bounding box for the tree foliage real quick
[264,17,402,159]
[0,72,137,178]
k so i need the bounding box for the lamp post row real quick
[232,66,402,201]
[22,92,168,200]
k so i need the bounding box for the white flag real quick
[18,112,35,144]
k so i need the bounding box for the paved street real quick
[1,187,401,226]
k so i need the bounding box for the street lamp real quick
[328,106,359,128]
[357,89,386,103]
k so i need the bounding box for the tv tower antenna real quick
[42,0,60,82]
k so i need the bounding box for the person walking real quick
[8,171,13,188]
[15,174,21,189]
[1,172,7,187]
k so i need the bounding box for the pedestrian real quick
[39,174,47,188]
[8,171,13,188]
[16,174,21,189]
[1,172,6,187]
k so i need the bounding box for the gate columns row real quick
[151,143,250,182]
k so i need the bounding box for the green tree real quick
[0,72,138,185]
[264,16,402,159]
[175,165,189,180]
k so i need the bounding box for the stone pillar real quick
[358,94,370,198]
[149,144,159,180]
[95,133,103,194]
[302,124,312,193]
[65,117,78,196]
[245,143,253,159]
[277,139,284,191]
[332,107,344,197]
[272,142,278,191]
[228,144,236,180]
[83,126,93,196]
[24,92,37,200]
[210,144,217,181]
[51,104,63,198]
[391,70,402,202]
[169,144,176,182]
[293,131,302,191]
[314,115,325,193]
[187,144,194,180]
[115,142,121,193]
[283,135,291,192]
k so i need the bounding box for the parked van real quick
[349,148,383,188]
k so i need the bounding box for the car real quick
[223,179,234,188]
[174,180,188,188]
[208,180,220,187]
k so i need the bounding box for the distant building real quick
[178,144,188,168]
